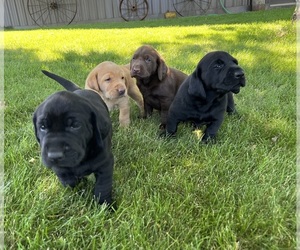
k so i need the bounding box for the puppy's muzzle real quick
[234,68,244,79]
[234,68,245,87]
[130,64,141,77]
[118,89,126,96]
[227,67,246,94]
[48,151,64,161]
[42,138,83,167]
[45,143,71,164]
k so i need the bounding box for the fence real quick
[4,0,251,28]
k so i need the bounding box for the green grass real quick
[4,8,296,249]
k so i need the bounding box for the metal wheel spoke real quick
[34,8,48,23]
[136,8,147,17]
[58,4,77,14]
[193,1,206,12]
[136,1,146,8]
[43,10,51,23]
[194,0,211,11]
[194,1,202,8]
[127,0,135,6]
[56,8,73,21]
[29,5,48,16]
[179,2,192,14]
[57,11,67,23]
[136,5,147,12]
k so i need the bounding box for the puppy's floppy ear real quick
[233,57,239,65]
[122,65,133,88]
[32,111,40,143]
[85,72,100,92]
[90,110,111,150]
[33,108,42,144]
[157,56,168,81]
[187,69,206,100]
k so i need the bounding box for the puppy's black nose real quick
[118,89,126,96]
[48,151,64,161]
[132,66,140,74]
[234,69,245,79]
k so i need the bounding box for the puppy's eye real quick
[39,120,48,131]
[105,77,111,82]
[70,122,81,129]
[66,119,81,130]
[40,124,47,131]
[214,62,224,69]
[145,56,151,63]
[121,76,125,80]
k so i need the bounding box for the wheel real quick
[119,0,149,21]
[27,0,77,27]
[172,0,212,17]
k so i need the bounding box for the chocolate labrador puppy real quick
[33,70,114,206]
[130,45,187,128]
[165,51,246,142]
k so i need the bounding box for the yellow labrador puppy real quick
[85,61,144,127]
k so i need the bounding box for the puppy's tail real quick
[42,70,81,92]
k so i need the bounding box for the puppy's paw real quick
[119,118,130,127]
[158,129,167,138]
[159,123,166,130]
[227,109,240,117]
[138,113,147,119]
[227,110,236,116]
[158,124,166,138]
[226,105,236,114]
[191,122,203,131]
[138,108,145,116]
[227,107,242,118]
[58,176,81,188]
[201,133,216,144]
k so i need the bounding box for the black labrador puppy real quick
[33,70,114,206]
[165,51,246,142]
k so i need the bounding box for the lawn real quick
[4,8,296,249]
